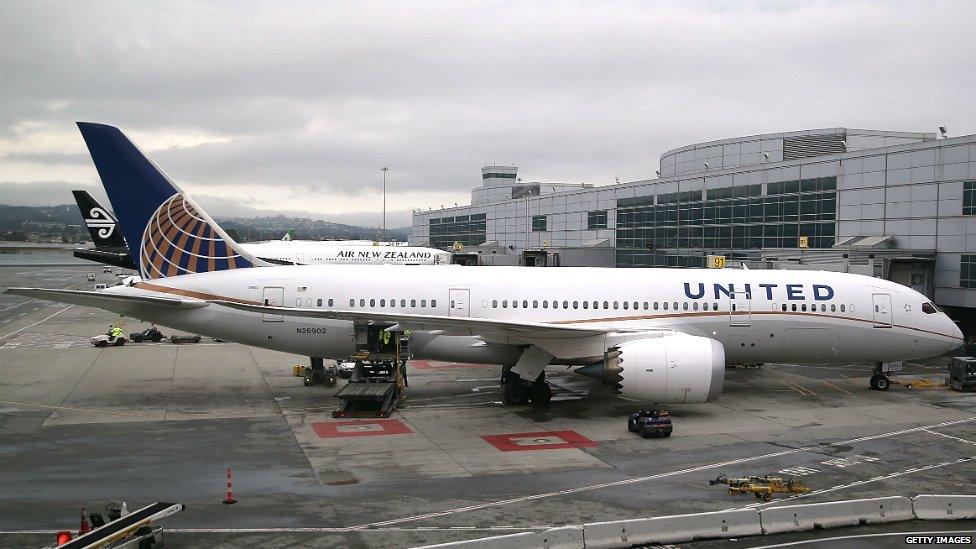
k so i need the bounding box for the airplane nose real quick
[950,320,964,345]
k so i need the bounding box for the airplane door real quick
[872,293,892,328]
[729,289,751,327]
[296,253,305,265]
[449,289,470,317]
[262,287,284,322]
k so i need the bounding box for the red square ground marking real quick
[481,430,597,452]
[312,419,413,438]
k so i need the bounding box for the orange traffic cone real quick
[223,467,237,504]
[78,507,91,535]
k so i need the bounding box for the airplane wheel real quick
[876,375,890,391]
[528,382,552,405]
[869,374,881,390]
[502,380,528,405]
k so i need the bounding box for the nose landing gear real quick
[869,361,901,391]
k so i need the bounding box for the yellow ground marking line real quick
[823,380,853,395]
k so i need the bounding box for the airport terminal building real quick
[410,128,976,327]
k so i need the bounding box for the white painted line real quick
[924,429,976,446]
[347,416,976,530]
[0,526,551,534]
[0,299,37,312]
[739,457,974,510]
[0,305,73,341]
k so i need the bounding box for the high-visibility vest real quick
[382,331,391,345]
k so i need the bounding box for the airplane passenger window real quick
[380,299,385,307]
[370,299,376,307]
[633,302,639,310]
[573,301,579,309]
[411,299,417,307]
[643,302,649,310]
[533,300,539,308]
[653,302,659,310]
[401,299,407,307]
[922,302,939,314]
[492,300,498,308]
[431,299,436,307]
[791,304,797,312]
[663,302,669,310]
[451,300,455,308]
[583,301,589,309]
[732,304,736,311]
[523,300,529,308]
[713,303,719,311]
[672,302,678,310]
[328,299,334,307]
[801,304,806,312]
[613,301,619,309]
[693,302,699,311]
[317,299,323,307]
[831,304,836,312]
[623,302,629,310]
[821,304,826,312]
[502,300,508,308]
[840,304,846,312]
[552,300,559,309]
[782,304,787,312]
[683,302,689,311]
[563,300,569,309]
[350,299,355,307]
[543,301,548,309]
[421,299,426,307]
[512,300,518,309]
[360,299,366,307]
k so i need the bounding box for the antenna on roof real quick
[939,126,948,139]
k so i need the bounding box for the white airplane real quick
[5,123,964,407]
[71,190,450,268]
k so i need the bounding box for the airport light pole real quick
[381,167,388,239]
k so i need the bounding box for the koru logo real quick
[85,207,115,238]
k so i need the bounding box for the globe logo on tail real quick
[139,194,252,279]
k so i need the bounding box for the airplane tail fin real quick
[76,122,259,280]
[71,190,127,249]
[282,229,295,241]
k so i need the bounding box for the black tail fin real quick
[72,190,128,250]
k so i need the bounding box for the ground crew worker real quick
[382,329,391,349]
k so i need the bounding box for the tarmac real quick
[1,264,975,548]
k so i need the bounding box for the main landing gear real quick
[501,368,552,406]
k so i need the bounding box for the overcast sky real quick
[2,1,974,227]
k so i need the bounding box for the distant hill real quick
[0,204,410,243]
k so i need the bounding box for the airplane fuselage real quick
[109,265,962,366]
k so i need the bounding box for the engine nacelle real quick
[612,334,725,404]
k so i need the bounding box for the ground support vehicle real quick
[709,473,811,502]
[129,326,164,342]
[91,334,125,347]
[628,408,673,438]
[169,334,201,344]
[332,323,408,417]
[949,356,976,391]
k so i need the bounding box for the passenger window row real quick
[483,299,723,312]
[779,302,852,313]
[346,298,437,308]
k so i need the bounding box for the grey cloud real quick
[2,0,975,211]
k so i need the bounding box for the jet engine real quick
[584,334,725,404]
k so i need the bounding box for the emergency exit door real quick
[449,289,470,317]
[729,290,751,327]
[872,293,892,328]
[262,286,284,322]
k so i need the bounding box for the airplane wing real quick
[212,300,664,359]
[5,287,207,316]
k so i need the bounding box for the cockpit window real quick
[922,302,940,314]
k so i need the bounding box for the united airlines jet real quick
[5,123,963,406]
